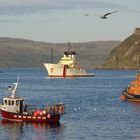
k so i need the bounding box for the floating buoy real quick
[43,110,46,114]
[120,95,126,101]
[39,111,43,116]
[47,114,51,119]
[34,112,38,116]
[36,110,40,114]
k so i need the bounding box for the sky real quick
[0,0,140,43]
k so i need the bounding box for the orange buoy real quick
[120,95,126,101]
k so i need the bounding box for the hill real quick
[102,28,140,69]
[0,37,120,68]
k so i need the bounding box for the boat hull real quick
[121,91,140,102]
[44,63,95,77]
[0,109,60,123]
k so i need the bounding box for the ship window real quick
[8,100,11,105]
[5,100,7,105]
[16,101,19,106]
[12,100,14,105]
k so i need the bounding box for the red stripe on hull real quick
[0,109,60,123]
[63,65,67,78]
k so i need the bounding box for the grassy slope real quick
[0,37,120,68]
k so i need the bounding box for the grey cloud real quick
[0,0,122,15]
[0,19,21,23]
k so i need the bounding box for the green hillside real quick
[0,37,120,68]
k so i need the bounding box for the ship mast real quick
[67,42,71,52]
[9,75,19,98]
[51,47,53,63]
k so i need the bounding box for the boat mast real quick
[51,47,53,63]
[10,75,19,98]
[67,42,71,52]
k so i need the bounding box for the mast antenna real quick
[10,74,19,98]
[67,42,71,52]
[51,47,53,63]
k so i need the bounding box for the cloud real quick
[0,19,21,23]
[0,0,121,15]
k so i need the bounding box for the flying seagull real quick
[100,11,118,19]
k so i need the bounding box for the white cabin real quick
[0,76,25,114]
[59,51,77,67]
[1,97,25,113]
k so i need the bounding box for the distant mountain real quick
[0,37,120,68]
[102,28,140,69]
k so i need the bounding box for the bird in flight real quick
[99,11,118,19]
[84,11,118,19]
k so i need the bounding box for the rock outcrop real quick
[102,28,140,69]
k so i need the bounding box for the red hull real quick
[0,109,60,124]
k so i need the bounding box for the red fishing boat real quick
[0,76,65,123]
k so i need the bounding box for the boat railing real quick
[23,104,65,116]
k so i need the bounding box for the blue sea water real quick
[0,68,140,140]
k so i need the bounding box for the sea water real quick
[0,68,140,140]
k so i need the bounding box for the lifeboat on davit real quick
[120,74,140,102]
[0,76,65,123]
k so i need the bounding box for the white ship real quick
[44,44,95,77]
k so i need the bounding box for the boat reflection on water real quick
[128,102,140,112]
[1,119,61,128]
[0,119,64,140]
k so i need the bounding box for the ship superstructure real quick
[44,43,95,77]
